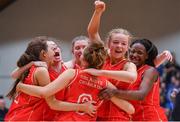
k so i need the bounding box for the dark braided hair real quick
[130,38,158,67]
[7,36,49,99]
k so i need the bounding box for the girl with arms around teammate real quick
[99,39,168,121]
[17,42,135,121]
[5,37,95,121]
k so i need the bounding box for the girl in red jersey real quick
[99,39,168,121]
[87,1,137,120]
[5,36,95,121]
[9,37,90,120]
[64,36,89,69]
[86,1,172,121]
[17,42,135,121]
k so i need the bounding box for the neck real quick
[74,59,81,67]
[110,56,125,65]
[50,62,62,73]
[137,64,146,70]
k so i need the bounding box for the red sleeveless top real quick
[46,63,67,120]
[128,65,167,121]
[5,66,48,121]
[97,58,131,121]
[58,69,108,121]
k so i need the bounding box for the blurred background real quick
[0,0,180,120]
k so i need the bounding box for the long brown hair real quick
[7,36,49,99]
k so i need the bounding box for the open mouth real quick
[130,56,139,63]
[77,53,82,57]
[54,52,61,61]
[54,52,60,57]
[114,48,123,54]
[115,50,122,53]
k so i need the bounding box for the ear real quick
[40,50,47,59]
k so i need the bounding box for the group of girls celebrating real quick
[5,0,172,121]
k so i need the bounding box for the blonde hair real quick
[106,28,133,45]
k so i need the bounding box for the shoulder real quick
[145,66,158,75]
[143,66,159,82]
[34,66,50,85]
[35,67,48,74]
[34,67,49,78]
[124,61,137,70]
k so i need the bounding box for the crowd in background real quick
[158,52,180,120]
[0,95,8,121]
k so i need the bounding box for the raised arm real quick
[17,69,76,98]
[107,81,135,114]
[154,50,173,67]
[87,0,105,43]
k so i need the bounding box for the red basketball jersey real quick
[97,58,131,121]
[128,65,167,121]
[5,66,48,121]
[49,63,67,100]
[57,69,108,121]
[45,63,67,121]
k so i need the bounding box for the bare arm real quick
[154,50,172,67]
[17,68,96,116]
[107,81,135,114]
[17,69,76,98]
[45,96,96,117]
[87,0,105,43]
[99,67,158,101]
[11,62,33,80]
[11,61,47,80]
[83,62,137,83]
[101,62,137,83]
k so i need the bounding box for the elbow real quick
[127,105,135,115]
[128,73,137,83]
[87,26,97,38]
[87,29,95,38]
[87,26,92,35]
[47,101,57,110]
[39,89,50,98]
[11,72,18,80]
[124,103,135,115]
[49,104,56,110]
